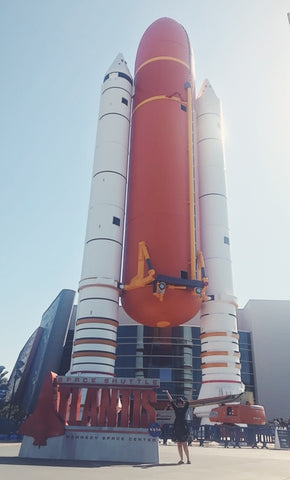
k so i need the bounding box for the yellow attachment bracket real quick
[124,242,209,304]
[186,82,197,281]
[124,241,156,291]
[197,250,209,301]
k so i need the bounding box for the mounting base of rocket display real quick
[19,373,160,463]
[20,430,159,464]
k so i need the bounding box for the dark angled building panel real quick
[14,289,75,413]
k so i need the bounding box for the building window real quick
[121,97,128,106]
[181,104,187,112]
[160,368,172,382]
[224,236,230,245]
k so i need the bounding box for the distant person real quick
[163,390,191,464]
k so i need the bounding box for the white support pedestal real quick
[19,426,159,464]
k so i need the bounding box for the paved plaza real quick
[1,442,290,480]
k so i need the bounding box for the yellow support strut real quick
[124,241,156,291]
[186,82,197,280]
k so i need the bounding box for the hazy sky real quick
[1,0,290,374]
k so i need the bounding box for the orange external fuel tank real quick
[122,18,206,328]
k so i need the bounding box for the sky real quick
[1,0,290,375]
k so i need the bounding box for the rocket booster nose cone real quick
[197,79,220,114]
[197,79,212,96]
[105,53,132,80]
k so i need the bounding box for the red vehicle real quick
[209,403,266,425]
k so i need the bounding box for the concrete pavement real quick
[1,442,290,480]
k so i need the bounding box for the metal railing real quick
[160,422,276,448]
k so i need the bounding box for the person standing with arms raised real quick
[163,390,191,464]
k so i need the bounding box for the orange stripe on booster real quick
[72,351,117,360]
[74,339,117,347]
[200,332,227,339]
[76,318,118,327]
[201,363,228,369]
[201,351,229,357]
[200,332,239,340]
[201,351,241,358]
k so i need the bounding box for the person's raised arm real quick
[163,389,173,402]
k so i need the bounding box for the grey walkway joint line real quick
[1,443,290,480]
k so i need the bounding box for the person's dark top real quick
[171,401,189,442]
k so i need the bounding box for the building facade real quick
[238,300,290,421]
[9,293,290,422]
[116,306,255,404]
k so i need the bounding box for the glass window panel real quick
[240,362,253,374]
[192,345,201,356]
[241,372,254,385]
[240,349,253,362]
[192,357,201,369]
[239,332,251,345]
[160,368,172,382]
[115,368,135,377]
[192,327,201,339]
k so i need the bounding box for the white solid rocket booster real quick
[195,80,244,420]
[70,54,133,376]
